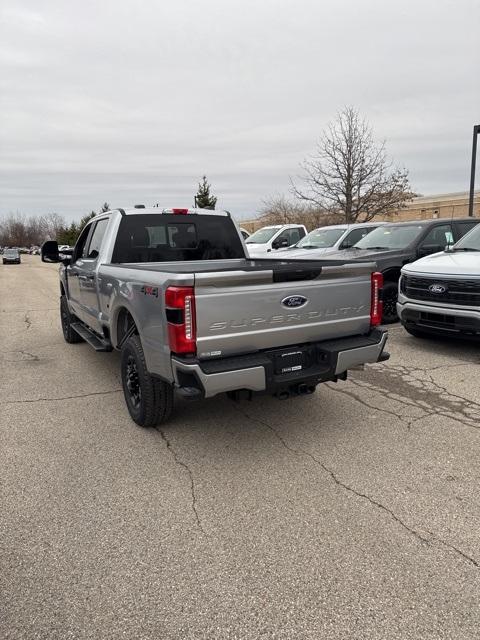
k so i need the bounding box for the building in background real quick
[379,191,480,222]
[237,191,480,232]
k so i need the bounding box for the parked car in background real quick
[3,248,21,264]
[245,224,307,257]
[398,222,480,339]
[279,222,384,258]
[320,218,480,324]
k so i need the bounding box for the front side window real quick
[85,218,109,259]
[419,224,453,250]
[275,228,301,247]
[340,227,376,249]
[72,224,94,261]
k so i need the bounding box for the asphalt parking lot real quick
[1,255,479,640]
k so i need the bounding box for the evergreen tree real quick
[195,176,217,210]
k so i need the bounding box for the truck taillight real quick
[370,272,383,327]
[165,286,196,355]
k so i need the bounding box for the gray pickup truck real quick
[42,207,389,426]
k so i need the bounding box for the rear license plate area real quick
[274,349,306,374]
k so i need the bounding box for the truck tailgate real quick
[194,263,376,358]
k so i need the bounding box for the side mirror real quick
[41,240,63,263]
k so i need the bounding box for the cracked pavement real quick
[1,256,479,640]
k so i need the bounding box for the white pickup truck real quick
[398,222,480,338]
[245,224,307,257]
[42,206,389,426]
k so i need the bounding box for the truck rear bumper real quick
[171,328,389,399]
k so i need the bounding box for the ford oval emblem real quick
[428,284,447,294]
[282,295,308,308]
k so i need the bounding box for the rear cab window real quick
[111,214,245,263]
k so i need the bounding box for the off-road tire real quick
[60,295,84,344]
[382,281,399,324]
[121,334,174,427]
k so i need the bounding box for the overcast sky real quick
[1,0,479,221]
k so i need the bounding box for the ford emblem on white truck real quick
[428,284,447,294]
[282,295,308,308]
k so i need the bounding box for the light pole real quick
[468,124,480,217]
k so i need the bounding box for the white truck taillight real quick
[165,286,197,355]
[370,272,383,327]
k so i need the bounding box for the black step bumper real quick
[171,328,389,399]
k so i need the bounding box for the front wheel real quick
[381,281,399,324]
[121,334,174,427]
[60,295,84,343]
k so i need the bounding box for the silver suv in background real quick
[280,222,384,258]
[3,248,21,264]
[398,221,480,338]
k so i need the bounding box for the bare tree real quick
[291,107,414,223]
[39,213,66,240]
[259,196,343,230]
[0,212,67,246]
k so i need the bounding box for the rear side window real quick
[456,221,478,238]
[111,214,245,263]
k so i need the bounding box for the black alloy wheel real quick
[125,355,142,410]
[120,334,174,427]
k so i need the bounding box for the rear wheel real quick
[121,334,174,427]
[381,281,399,324]
[60,295,84,343]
